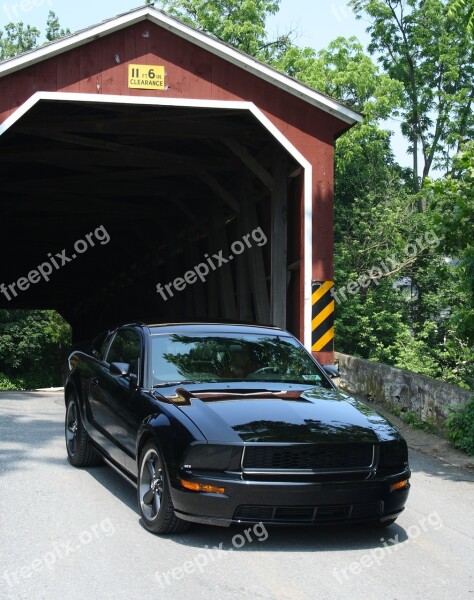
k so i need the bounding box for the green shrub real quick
[445,397,474,455]
[0,372,52,391]
[401,410,437,433]
[0,310,71,390]
[0,374,22,391]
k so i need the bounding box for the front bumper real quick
[170,471,411,526]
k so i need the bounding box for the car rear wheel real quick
[65,393,102,467]
[138,442,190,534]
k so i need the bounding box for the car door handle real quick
[91,377,99,387]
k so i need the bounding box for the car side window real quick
[106,329,142,377]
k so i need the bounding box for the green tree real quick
[431,143,474,345]
[0,11,69,60]
[0,22,40,60]
[0,310,71,390]
[45,11,71,42]
[151,0,291,59]
[275,36,403,120]
[350,0,474,203]
[449,0,474,36]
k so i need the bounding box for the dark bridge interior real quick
[0,99,303,340]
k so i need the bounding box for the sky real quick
[0,0,409,167]
[0,0,372,48]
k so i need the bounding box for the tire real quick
[376,517,397,528]
[137,442,190,534]
[65,393,102,467]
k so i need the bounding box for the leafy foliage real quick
[399,411,437,433]
[445,396,474,454]
[151,0,292,60]
[0,22,40,60]
[350,0,474,194]
[45,11,71,42]
[274,36,403,120]
[449,0,474,36]
[430,143,474,345]
[0,11,69,61]
[0,311,71,390]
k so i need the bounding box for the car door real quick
[88,327,143,470]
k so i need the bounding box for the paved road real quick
[1,391,473,600]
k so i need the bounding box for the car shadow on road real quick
[85,463,409,551]
[85,464,138,514]
[169,521,409,552]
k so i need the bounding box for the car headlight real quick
[182,444,235,471]
[379,440,408,469]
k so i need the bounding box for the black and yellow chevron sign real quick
[311,281,334,352]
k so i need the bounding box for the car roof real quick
[146,322,291,337]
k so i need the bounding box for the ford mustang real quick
[65,322,410,534]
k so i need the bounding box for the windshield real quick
[150,333,331,388]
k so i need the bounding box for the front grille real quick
[242,444,374,471]
[234,501,383,524]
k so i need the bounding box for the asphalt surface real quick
[1,391,473,600]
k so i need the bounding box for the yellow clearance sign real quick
[128,65,165,90]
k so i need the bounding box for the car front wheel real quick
[376,517,397,527]
[137,442,190,534]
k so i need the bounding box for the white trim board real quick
[0,6,362,127]
[0,92,314,349]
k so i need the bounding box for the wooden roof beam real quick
[223,138,274,191]
[16,127,234,172]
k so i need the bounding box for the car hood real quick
[174,385,401,444]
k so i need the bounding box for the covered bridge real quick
[0,5,361,363]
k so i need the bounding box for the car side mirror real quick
[322,365,340,379]
[110,362,130,378]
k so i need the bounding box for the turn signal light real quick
[390,479,409,492]
[180,479,225,494]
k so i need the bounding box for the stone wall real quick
[334,352,472,432]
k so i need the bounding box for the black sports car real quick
[65,322,410,534]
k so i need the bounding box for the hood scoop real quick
[170,387,305,405]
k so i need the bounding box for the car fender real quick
[64,377,84,415]
[136,414,177,474]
